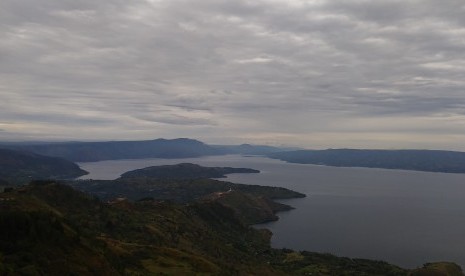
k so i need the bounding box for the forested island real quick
[119,163,260,179]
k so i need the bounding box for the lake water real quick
[78,155,465,268]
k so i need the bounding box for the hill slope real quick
[202,190,294,224]
[70,177,304,224]
[0,149,87,185]
[0,181,426,275]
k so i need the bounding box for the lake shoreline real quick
[77,154,465,269]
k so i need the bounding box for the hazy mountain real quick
[3,138,222,162]
[0,149,87,185]
[212,144,294,155]
[6,137,465,174]
[269,149,465,173]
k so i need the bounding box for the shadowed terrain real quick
[0,149,87,186]
[2,181,450,275]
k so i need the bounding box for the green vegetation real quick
[1,182,463,275]
[120,163,260,179]
[0,181,432,275]
[0,149,87,186]
[1,162,463,275]
[70,164,303,224]
[0,181,278,274]
[69,177,304,203]
[202,190,294,224]
[70,175,304,224]
[409,262,464,276]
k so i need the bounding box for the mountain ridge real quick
[0,149,88,185]
[269,148,465,174]
[1,138,221,162]
[6,138,465,174]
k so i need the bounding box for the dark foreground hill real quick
[269,149,465,174]
[70,179,304,224]
[3,181,458,275]
[0,149,87,185]
[72,163,303,224]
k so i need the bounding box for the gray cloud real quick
[1,0,465,149]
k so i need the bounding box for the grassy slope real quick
[0,182,276,275]
[3,182,453,275]
[0,182,463,276]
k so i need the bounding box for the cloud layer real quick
[1,0,465,149]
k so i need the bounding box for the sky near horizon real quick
[1,0,465,150]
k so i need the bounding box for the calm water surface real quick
[78,155,465,268]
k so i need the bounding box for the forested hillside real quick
[1,181,435,275]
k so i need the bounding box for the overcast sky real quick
[1,0,465,150]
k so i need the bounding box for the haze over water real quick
[78,155,465,268]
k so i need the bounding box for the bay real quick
[78,155,465,268]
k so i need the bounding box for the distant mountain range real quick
[4,138,465,174]
[0,139,289,162]
[212,143,296,155]
[0,144,464,275]
[0,138,219,162]
[269,149,465,174]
